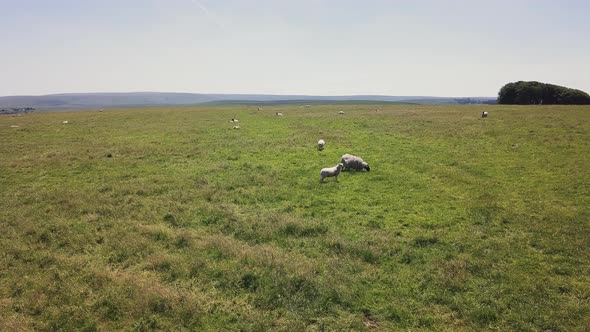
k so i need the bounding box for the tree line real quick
[497,81,590,105]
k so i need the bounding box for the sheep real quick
[230,118,239,123]
[320,163,344,183]
[62,120,69,124]
[276,112,283,116]
[317,139,325,151]
[340,154,370,172]
[481,111,488,119]
[232,125,240,129]
[339,111,345,115]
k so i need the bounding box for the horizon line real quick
[0,91,497,99]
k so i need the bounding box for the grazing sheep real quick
[230,118,239,123]
[62,120,69,124]
[257,107,262,111]
[317,139,325,151]
[340,154,370,172]
[481,111,488,119]
[276,112,283,116]
[339,111,345,115]
[232,125,240,129]
[320,163,344,183]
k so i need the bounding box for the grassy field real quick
[1,104,589,331]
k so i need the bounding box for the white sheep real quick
[232,125,240,129]
[340,154,370,172]
[339,111,345,115]
[320,163,344,183]
[276,112,283,116]
[317,139,325,151]
[230,118,239,123]
[481,111,488,119]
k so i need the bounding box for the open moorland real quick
[1,104,589,331]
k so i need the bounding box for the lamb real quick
[230,118,239,123]
[317,139,325,151]
[232,125,240,129]
[340,154,370,172]
[339,111,345,115]
[276,112,283,116]
[320,163,344,183]
[481,111,488,119]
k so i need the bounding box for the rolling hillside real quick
[0,92,496,109]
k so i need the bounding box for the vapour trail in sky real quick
[188,0,226,29]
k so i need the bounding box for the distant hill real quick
[0,92,496,110]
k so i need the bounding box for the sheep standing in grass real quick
[232,125,240,129]
[481,111,488,119]
[317,139,325,151]
[339,111,345,115]
[276,112,283,116]
[320,163,344,183]
[340,154,370,172]
[230,118,239,123]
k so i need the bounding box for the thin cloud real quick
[188,0,226,29]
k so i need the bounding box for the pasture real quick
[0,104,589,331]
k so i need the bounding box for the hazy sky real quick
[1,0,589,97]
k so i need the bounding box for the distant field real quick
[198,100,417,106]
[1,104,588,331]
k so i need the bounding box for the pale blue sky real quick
[1,0,589,96]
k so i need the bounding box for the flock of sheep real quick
[318,138,371,183]
[318,111,489,183]
[229,111,284,129]
[230,118,240,129]
[228,109,489,183]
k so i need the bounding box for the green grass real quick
[1,104,589,331]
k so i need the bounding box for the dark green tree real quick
[497,82,517,104]
[497,81,590,105]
